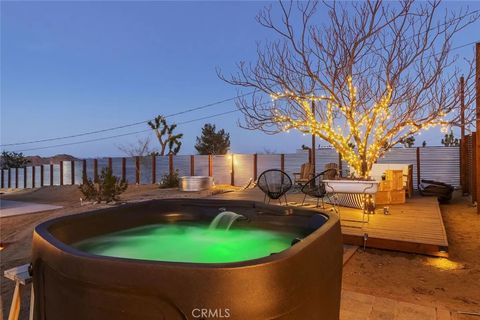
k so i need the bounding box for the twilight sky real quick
[1,1,479,157]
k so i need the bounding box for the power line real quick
[6,40,477,152]
[0,92,254,147]
[3,10,479,148]
[11,109,241,152]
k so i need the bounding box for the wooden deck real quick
[212,189,448,257]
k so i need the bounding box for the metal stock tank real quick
[179,176,214,191]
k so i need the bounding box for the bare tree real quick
[260,147,277,154]
[117,137,155,157]
[220,0,478,177]
[117,137,155,181]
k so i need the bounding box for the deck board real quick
[212,189,448,256]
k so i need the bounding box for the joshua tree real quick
[195,123,231,155]
[148,115,183,155]
[441,130,460,147]
[219,0,478,177]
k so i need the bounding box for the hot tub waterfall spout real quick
[209,211,247,230]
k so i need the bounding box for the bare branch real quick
[220,0,479,176]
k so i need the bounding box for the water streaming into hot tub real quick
[209,211,246,230]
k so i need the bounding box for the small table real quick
[4,264,34,320]
[323,180,380,223]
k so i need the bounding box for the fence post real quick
[253,154,258,181]
[280,154,285,172]
[50,164,53,186]
[208,155,213,177]
[416,147,421,188]
[230,154,235,186]
[40,165,44,187]
[59,161,63,186]
[48,163,53,186]
[338,153,343,177]
[15,168,18,188]
[82,160,87,184]
[1,169,4,189]
[93,159,98,183]
[24,167,27,188]
[460,76,466,194]
[190,155,195,176]
[460,142,466,194]
[169,154,174,176]
[475,42,480,213]
[465,135,471,195]
[71,161,75,185]
[135,156,140,184]
[32,166,36,188]
[121,158,126,181]
[151,154,156,184]
[7,168,11,188]
[473,132,477,204]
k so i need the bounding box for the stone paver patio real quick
[341,290,452,320]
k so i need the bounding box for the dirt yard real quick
[343,192,480,319]
[1,187,479,319]
[0,184,237,318]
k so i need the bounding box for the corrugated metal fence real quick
[1,147,461,190]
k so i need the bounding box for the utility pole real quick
[311,101,316,176]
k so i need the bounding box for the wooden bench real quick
[3,264,34,320]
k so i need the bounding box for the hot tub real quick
[179,176,214,191]
[31,199,342,320]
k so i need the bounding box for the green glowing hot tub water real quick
[74,223,298,263]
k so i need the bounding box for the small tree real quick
[422,141,427,148]
[399,136,415,148]
[159,169,180,189]
[148,115,183,155]
[1,151,30,169]
[441,130,460,147]
[258,147,277,154]
[79,167,128,203]
[195,123,231,155]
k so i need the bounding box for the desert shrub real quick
[79,168,128,203]
[159,170,179,188]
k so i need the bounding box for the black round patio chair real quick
[301,168,338,209]
[256,169,293,204]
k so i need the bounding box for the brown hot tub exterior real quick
[31,199,343,320]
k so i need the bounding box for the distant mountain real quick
[27,154,79,166]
